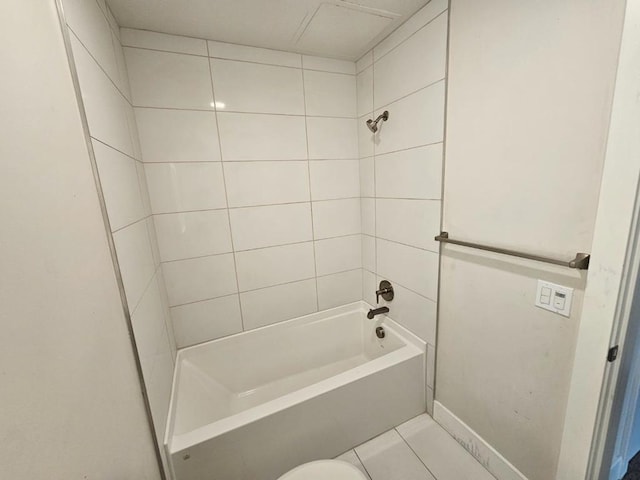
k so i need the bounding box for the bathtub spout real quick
[367,306,389,319]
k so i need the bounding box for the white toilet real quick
[278,460,368,480]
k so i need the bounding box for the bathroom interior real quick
[2,0,640,479]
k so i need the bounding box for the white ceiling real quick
[107,0,431,60]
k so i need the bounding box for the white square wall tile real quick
[377,239,439,300]
[361,198,375,236]
[362,269,377,305]
[359,157,374,198]
[235,242,315,292]
[357,66,373,117]
[373,0,448,60]
[71,34,134,157]
[146,217,161,267]
[224,161,310,208]
[93,140,145,231]
[310,160,360,201]
[162,254,237,306]
[155,269,177,356]
[141,349,174,448]
[124,47,213,109]
[217,113,307,161]
[355,430,436,480]
[304,70,356,118]
[154,210,232,262]
[374,12,447,109]
[374,82,445,155]
[376,144,443,200]
[313,198,361,239]
[380,281,437,345]
[307,117,358,160]
[135,159,152,216]
[135,108,221,163]
[208,41,301,68]
[171,295,242,348]
[358,115,375,159]
[241,279,317,330]
[113,220,157,312]
[302,55,355,74]
[130,273,172,362]
[315,235,362,276]
[63,0,119,83]
[317,270,362,311]
[112,32,132,100]
[376,199,441,252]
[125,102,142,159]
[211,59,304,115]
[145,162,227,214]
[362,235,375,272]
[120,28,208,56]
[229,203,312,251]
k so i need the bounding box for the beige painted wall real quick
[0,0,159,478]
[437,1,625,479]
[558,1,640,477]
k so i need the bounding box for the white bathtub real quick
[164,301,426,480]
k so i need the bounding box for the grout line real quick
[150,197,361,216]
[301,67,320,312]
[395,426,441,480]
[375,141,444,159]
[372,49,379,300]
[363,196,442,201]
[373,77,446,112]
[111,213,150,234]
[152,207,228,216]
[352,449,374,480]
[121,42,357,76]
[375,235,440,255]
[170,292,239,310]
[67,27,133,105]
[123,44,209,59]
[158,233,362,262]
[130,103,357,120]
[206,41,245,331]
[373,8,449,65]
[143,157,361,164]
[90,136,143,164]
[167,268,362,309]
[229,197,361,209]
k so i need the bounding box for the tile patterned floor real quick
[336,414,497,480]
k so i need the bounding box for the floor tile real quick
[397,415,496,480]
[335,450,372,479]
[355,430,436,480]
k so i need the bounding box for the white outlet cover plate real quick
[535,280,573,317]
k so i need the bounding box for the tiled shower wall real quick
[61,0,176,467]
[357,0,448,414]
[121,31,362,348]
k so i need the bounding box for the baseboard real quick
[433,401,528,480]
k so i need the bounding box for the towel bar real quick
[434,232,590,270]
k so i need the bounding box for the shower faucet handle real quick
[376,280,394,303]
